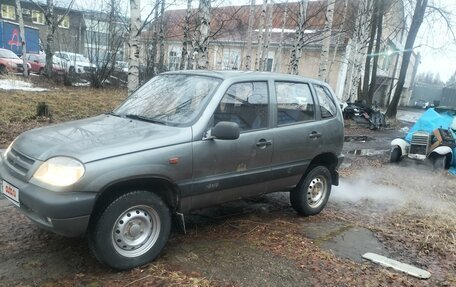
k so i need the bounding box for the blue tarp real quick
[405,108,456,171]
[405,108,454,142]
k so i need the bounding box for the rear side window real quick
[275,82,314,125]
[214,82,269,131]
[314,85,337,118]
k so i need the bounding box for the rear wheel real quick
[390,147,402,163]
[290,166,332,216]
[0,65,7,74]
[88,190,171,270]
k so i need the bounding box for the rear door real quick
[190,81,273,209]
[268,81,324,191]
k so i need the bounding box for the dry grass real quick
[0,77,126,147]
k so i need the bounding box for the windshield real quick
[0,49,19,59]
[114,74,221,126]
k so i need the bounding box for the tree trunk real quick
[244,0,255,70]
[254,0,267,71]
[288,0,307,75]
[15,0,28,77]
[150,2,159,77]
[386,0,428,118]
[197,0,211,69]
[327,0,348,83]
[180,0,192,70]
[342,0,372,102]
[361,0,378,103]
[128,0,141,95]
[44,0,55,78]
[367,0,385,107]
[274,0,288,73]
[158,0,166,72]
[261,3,273,71]
[318,0,335,81]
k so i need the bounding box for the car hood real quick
[13,115,192,163]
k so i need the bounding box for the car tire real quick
[0,65,7,74]
[390,147,401,163]
[433,155,447,170]
[88,190,171,270]
[290,165,332,216]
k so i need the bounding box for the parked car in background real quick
[0,71,344,270]
[24,54,66,75]
[0,48,31,74]
[54,51,96,74]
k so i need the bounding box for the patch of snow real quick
[73,81,90,87]
[396,109,424,123]
[0,79,48,92]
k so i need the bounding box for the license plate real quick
[2,180,20,206]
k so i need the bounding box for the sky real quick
[71,0,456,81]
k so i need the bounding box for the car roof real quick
[162,70,328,86]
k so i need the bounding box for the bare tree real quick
[157,0,166,73]
[194,0,211,69]
[180,0,192,70]
[244,0,255,70]
[254,0,267,71]
[128,0,141,94]
[342,0,373,102]
[15,0,28,76]
[386,0,428,118]
[317,0,335,81]
[288,0,308,75]
[274,0,288,73]
[260,3,273,71]
[30,0,76,79]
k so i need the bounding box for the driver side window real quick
[213,82,269,131]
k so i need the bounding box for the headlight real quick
[3,141,14,158]
[33,157,85,187]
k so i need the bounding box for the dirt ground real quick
[0,80,455,286]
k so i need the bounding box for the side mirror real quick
[210,121,240,140]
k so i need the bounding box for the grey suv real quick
[0,71,344,269]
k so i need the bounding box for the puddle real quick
[348,149,389,156]
[321,227,388,263]
[301,221,387,263]
[344,135,376,142]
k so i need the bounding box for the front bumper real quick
[0,155,96,237]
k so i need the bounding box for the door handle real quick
[256,139,272,147]
[309,131,322,139]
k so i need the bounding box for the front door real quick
[190,81,273,209]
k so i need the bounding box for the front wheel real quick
[433,155,448,170]
[88,191,171,270]
[290,166,332,216]
[390,147,402,163]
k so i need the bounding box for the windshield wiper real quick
[124,114,166,125]
[106,111,120,117]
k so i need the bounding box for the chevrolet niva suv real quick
[0,71,344,269]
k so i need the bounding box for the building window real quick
[222,49,240,70]
[58,15,70,29]
[265,58,273,72]
[168,51,180,71]
[32,10,45,25]
[1,4,16,20]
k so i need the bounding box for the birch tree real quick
[342,0,373,102]
[317,0,335,81]
[157,0,166,72]
[288,0,308,75]
[254,0,267,71]
[327,0,348,82]
[274,0,288,73]
[260,3,273,71]
[15,0,28,76]
[195,0,211,69]
[128,0,141,95]
[180,0,192,70]
[244,0,255,70]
